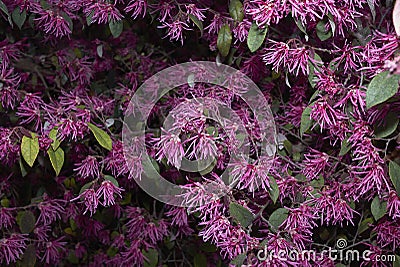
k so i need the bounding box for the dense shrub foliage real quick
[0,0,400,266]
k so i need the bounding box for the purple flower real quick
[85,2,123,24]
[0,234,27,265]
[125,0,147,19]
[74,155,100,179]
[37,199,66,225]
[41,237,67,264]
[0,208,14,229]
[156,130,185,169]
[96,180,124,207]
[158,20,191,45]
[71,188,99,216]
[34,9,72,38]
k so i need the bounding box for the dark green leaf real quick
[79,181,94,195]
[143,248,158,267]
[12,7,26,29]
[268,176,280,204]
[230,253,246,266]
[339,138,351,156]
[88,122,112,150]
[109,20,123,38]
[371,196,387,221]
[17,244,36,267]
[194,253,207,267]
[308,53,322,88]
[48,147,64,176]
[104,175,119,187]
[21,133,39,167]
[389,161,400,196]
[229,202,254,227]
[189,14,203,37]
[393,255,400,267]
[19,158,27,177]
[269,208,288,229]
[247,22,268,52]
[0,0,12,25]
[18,211,35,234]
[217,24,232,57]
[374,112,399,138]
[316,20,332,41]
[229,0,244,22]
[300,106,313,137]
[366,71,400,109]
[358,217,373,234]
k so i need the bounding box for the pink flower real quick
[85,2,123,24]
[302,149,329,180]
[71,188,99,216]
[34,10,72,38]
[158,20,191,45]
[125,0,147,19]
[74,155,100,179]
[246,0,286,27]
[41,237,67,264]
[387,190,400,219]
[96,180,124,207]
[185,4,206,21]
[156,130,185,168]
[0,208,14,229]
[37,199,66,225]
[204,14,224,34]
[233,20,251,43]
[0,234,27,265]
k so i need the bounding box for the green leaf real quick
[308,53,322,88]
[374,112,399,138]
[366,71,400,109]
[86,10,94,25]
[300,106,313,137]
[358,217,373,234]
[143,248,158,267]
[109,20,123,38]
[393,255,400,267]
[389,161,400,196]
[247,22,268,53]
[12,7,26,29]
[18,211,35,234]
[88,122,112,150]
[371,196,387,221]
[79,181,94,195]
[230,253,246,266]
[17,244,36,267]
[0,0,12,25]
[339,138,352,156]
[48,147,64,176]
[104,175,119,187]
[316,20,332,41]
[194,253,207,267]
[21,133,39,167]
[229,202,254,227]
[49,128,61,150]
[217,24,232,57]
[268,176,280,204]
[19,158,27,177]
[269,208,288,229]
[189,14,203,37]
[229,0,244,22]
[295,19,308,37]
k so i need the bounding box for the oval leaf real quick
[374,112,399,138]
[88,123,112,150]
[389,161,400,196]
[21,133,39,167]
[109,20,123,38]
[247,22,268,53]
[300,106,313,137]
[143,248,158,267]
[268,176,280,204]
[217,24,232,57]
[189,14,203,37]
[48,147,64,176]
[18,211,36,234]
[371,196,387,221]
[269,208,288,229]
[229,0,244,22]
[229,202,254,227]
[366,71,400,109]
[12,7,26,29]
